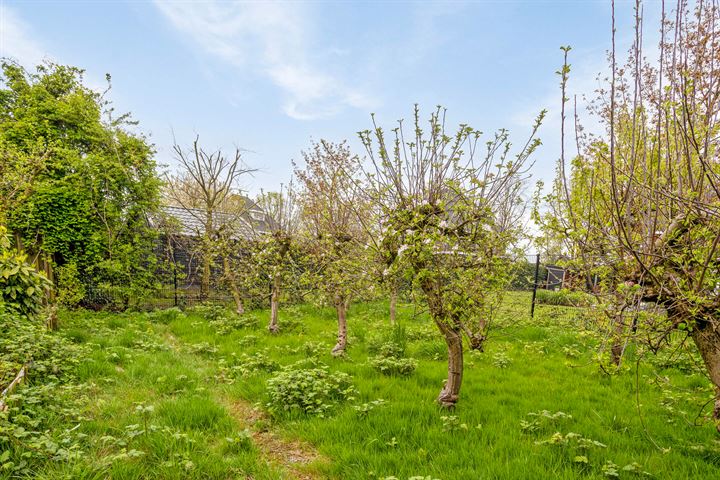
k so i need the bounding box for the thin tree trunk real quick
[331,299,348,356]
[610,314,626,367]
[231,289,244,315]
[389,284,398,325]
[202,255,211,297]
[690,318,720,432]
[268,275,280,333]
[223,256,244,315]
[202,214,212,298]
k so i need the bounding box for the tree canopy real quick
[0,61,161,309]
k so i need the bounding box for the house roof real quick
[154,204,269,239]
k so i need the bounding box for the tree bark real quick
[268,275,280,333]
[223,256,244,315]
[466,332,486,352]
[690,318,720,433]
[331,299,348,356]
[436,319,463,407]
[422,278,463,407]
[231,289,245,315]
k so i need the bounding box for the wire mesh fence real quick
[139,243,579,319]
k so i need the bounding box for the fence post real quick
[530,253,540,318]
[171,240,178,308]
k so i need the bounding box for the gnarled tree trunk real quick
[331,298,349,356]
[268,275,280,333]
[436,318,463,407]
[423,279,463,407]
[690,317,720,432]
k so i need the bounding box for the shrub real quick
[266,364,355,417]
[405,324,436,342]
[187,303,227,321]
[368,324,418,376]
[0,311,85,385]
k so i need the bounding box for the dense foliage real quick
[0,257,86,476]
[0,61,161,309]
[539,2,720,426]
[0,227,51,317]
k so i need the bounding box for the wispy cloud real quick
[153,1,377,120]
[0,4,47,66]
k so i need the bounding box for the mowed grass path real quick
[38,293,720,479]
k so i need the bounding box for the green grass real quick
[21,292,720,479]
[534,288,594,307]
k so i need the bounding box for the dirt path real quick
[162,330,327,479]
[222,397,328,480]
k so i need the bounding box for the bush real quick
[266,363,355,417]
[230,351,279,377]
[0,311,85,385]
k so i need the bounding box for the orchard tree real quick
[165,136,254,305]
[359,105,543,407]
[294,140,370,356]
[255,184,301,333]
[549,1,720,428]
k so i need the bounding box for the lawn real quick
[16,292,720,479]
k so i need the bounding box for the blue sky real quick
[1,0,660,195]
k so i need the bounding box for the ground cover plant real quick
[2,293,719,479]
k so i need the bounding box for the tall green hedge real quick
[0,61,161,309]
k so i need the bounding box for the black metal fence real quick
[146,242,580,317]
[149,235,234,309]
